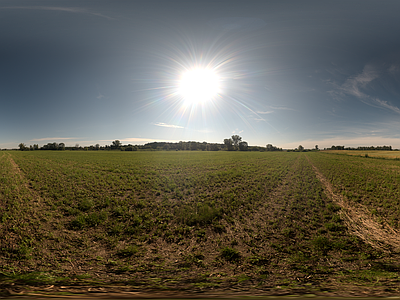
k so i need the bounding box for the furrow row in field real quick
[306,154,400,252]
[307,152,400,229]
[0,152,53,270]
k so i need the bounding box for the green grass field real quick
[325,149,400,159]
[2,150,400,296]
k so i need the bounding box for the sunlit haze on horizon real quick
[2,0,400,149]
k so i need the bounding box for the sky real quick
[2,0,400,149]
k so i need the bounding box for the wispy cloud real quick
[341,65,379,98]
[232,129,244,134]
[388,64,399,75]
[375,99,400,114]
[256,110,274,114]
[330,64,400,114]
[30,137,77,142]
[0,6,114,20]
[153,122,184,129]
[120,137,180,143]
[269,106,294,111]
[98,137,180,144]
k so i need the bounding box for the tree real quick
[231,135,242,148]
[112,140,122,149]
[315,145,319,150]
[239,141,248,151]
[95,144,100,150]
[18,143,27,151]
[224,138,234,151]
[298,145,304,152]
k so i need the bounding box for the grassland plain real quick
[1,150,400,297]
[325,150,400,159]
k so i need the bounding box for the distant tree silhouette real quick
[239,141,248,151]
[112,140,122,149]
[224,138,234,151]
[231,135,242,149]
[266,144,282,151]
[18,143,27,151]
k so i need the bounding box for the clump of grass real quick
[184,252,205,266]
[220,247,241,262]
[0,271,59,285]
[69,211,107,230]
[312,235,331,255]
[78,198,94,212]
[117,245,140,257]
[324,222,344,232]
[177,203,223,226]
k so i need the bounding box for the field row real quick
[309,152,400,229]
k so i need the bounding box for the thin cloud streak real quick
[375,99,400,114]
[331,65,400,114]
[269,106,294,111]
[99,138,180,143]
[0,6,115,20]
[30,137,77,142]
[341,65,379,98]
[153,122,184,129]
[256,111,274,114]
[120,137,180,143]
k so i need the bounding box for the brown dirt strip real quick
[305,154,400,252]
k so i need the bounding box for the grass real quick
[1,150,400,295]
[309,151,400,229]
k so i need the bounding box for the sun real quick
[178,68,220,105]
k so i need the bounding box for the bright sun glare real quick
[178,68,220,105]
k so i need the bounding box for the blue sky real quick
[2,0,400,149]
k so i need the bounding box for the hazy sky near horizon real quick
[2,0,400,149]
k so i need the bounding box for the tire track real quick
[5,152,42,203]
[306,154,400,251]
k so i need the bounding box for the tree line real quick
[17,140,394,152]
[327,145,393,151]
[16,135,283,152]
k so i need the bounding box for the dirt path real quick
[305,154,400,252]
[5,153,42,204]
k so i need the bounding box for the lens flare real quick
[129,30,280,136]
[178,68,220,105]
